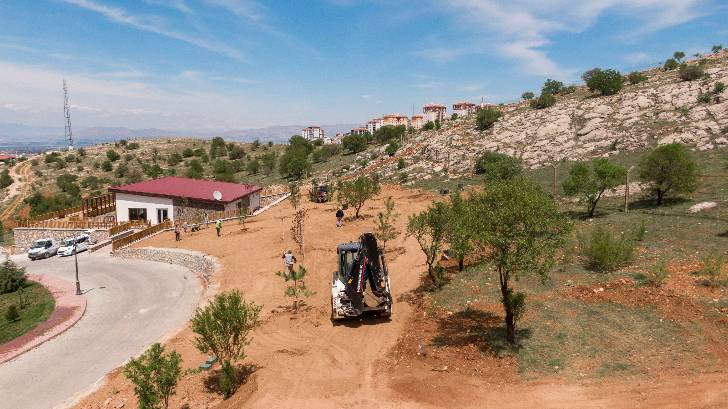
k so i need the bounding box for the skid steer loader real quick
[331,233,392,320]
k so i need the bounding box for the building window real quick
[129,208,147,221]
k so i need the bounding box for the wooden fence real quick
[108,220,149,236]
[83,193,115,217]
[112,219,172,251]
[24,205,84,225]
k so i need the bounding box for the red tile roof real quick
[109,176,261,204]
[0,154,16,161]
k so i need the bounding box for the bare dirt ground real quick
[0,160,33,222]
[74,185,728,409]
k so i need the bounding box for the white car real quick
[28,239,59,260]
[57,234,90,257]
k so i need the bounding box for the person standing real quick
[215,219,222,237]
[174,224,181,241]
[336,207,344,227]
[282,250,297,273]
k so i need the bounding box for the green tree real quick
[123,343,182,409]
[467,179,569,344]
[521,91,535,100]
[407,201,449,288]
[101,160,113,172]
[474,152,521,181]
[422,121,435,131]
[182,148,194,158]
[374,196,399,251]
[246,158,260,175]
[190,290,260,398]
[446,192,472,271]
[336,175,381,218]
[529,93,556,109]
[451,113,458,120]
[342,134,368,154]
[673,51,685,62]
[56,174,80,196]
[259,152,277,175]
[228,144,245,160]
[374,125,405,145]
[0,258,26,294]
[385,141,399,156]
[582,68,624,96]
[562,158,626,217]
[209,136,228,158]
[106,149,120,162]
[0,169,13,189]
[638,143,699,205]
[185,159,204,179]
[664,58,679,71]
[476,108,502,131]
[275,265,314,313]
[212,159,236,182]
[712,44,723,54]
[167,153,182,166]
[542,78,565,95]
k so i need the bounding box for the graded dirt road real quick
[0,159,33,221]
[0,252,202,409]
[75,185,728,408]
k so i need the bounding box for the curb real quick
[0,274,87,365]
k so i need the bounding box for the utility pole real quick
[73,241,81,295]
[624,165,635,213]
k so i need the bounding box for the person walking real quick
[174,224,181,241]
[215,218,222,237]
[336,207,344,227]
[282,250,297,274]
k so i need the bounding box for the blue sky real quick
[0,0,726,131]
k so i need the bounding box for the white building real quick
[366,118,384,134]
[301,126,325,141]
[423,103,447,123]
[109,176,262,225]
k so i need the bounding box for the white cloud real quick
[412,81,445,89]
[202,0,265,21]
[61,0,244,60]
[428,0,709,78]
[413,47,479,64]
[143,0,193,14]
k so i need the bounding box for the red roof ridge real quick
[109,176,262,204]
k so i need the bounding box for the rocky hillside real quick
[346,52,728,183]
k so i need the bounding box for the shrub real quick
[246,158,260,174]
[209,136,228,158]
[714,82,726,94]
[562,158,626,217]
[673,51,685,62]
[374,125,405,144]
[678,63,704,81]
[126,142,139,150]
[475,108,502,131]
[101,160,113,172]
[44,152,61,163]
[218,360,238,399]
[0,169,13,189]
[5,305,20,322]
[521,91,535,100]
[228,144,245,160]
[583,68,624,96]
[385,142,399,156]
[123,343,182,409]
[0,258,27,294]
[530,93,556,109]
[644,259,669,287]
[422,121,435,131]
[185,159,204,179]
[699,253,727,287]
[212,160,236,182]
[182,148,194,158]
[697,92,712,103]
[638,143,698,205]
[451,113,458,120]
[397,158,406,170]
[311,145,339,163]
[628,71,648,84]
[106,149,120,162]
[542,78,565,95]
[712,45,723,54]
[167,153,182,166]
[581,226,636,272]
[664,58,679,71]
[474,152,521,181]
[336,175,381,218]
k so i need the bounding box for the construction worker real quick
[215,219,222,237]
[282,250,297,273]
[336,207,344,227]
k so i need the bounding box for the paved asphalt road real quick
[0,251,203,409]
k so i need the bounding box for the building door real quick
[157,208,169,224]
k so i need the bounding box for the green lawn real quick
[0,281,55,344]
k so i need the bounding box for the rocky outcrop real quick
[338,54,728,182]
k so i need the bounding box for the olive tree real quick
[582,68,624,96]
[123,343,182,409]
[466,179,569,344]
[373,196,399,251]
[638,143,699,205]
[190,290,260,398]
[336,175,381,218]
[407,201,449,289]
[562,158,626,217]
[445,192,473,271]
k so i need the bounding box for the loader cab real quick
[336,242,361,283]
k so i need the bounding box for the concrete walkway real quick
[0,252,203,409]
[0,274,87,364]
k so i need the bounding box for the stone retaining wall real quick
[113,247,217,283]
[13,228,110,253]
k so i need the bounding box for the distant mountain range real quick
[0,122,359,152]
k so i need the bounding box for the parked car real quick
[27,239,60,260]
[57,234,90,257]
